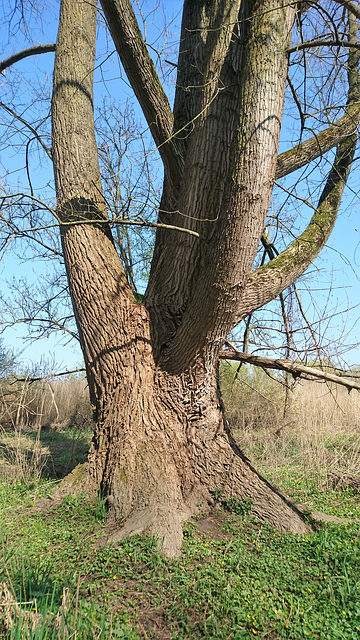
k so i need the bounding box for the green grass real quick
[1,370,359,636]
[261,466,360,520]
[0,478,359,639]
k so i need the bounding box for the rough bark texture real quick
[51,0,358,556]
[145,0,296,371]
[55,218,310,557]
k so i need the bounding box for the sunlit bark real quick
[51,0,359,555]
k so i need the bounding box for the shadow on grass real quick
[0,420,93,480]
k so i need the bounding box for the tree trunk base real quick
[41,441,311,558]
[40,357,311,557]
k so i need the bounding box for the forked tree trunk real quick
[59,221,310,557]
[51,0,317,557]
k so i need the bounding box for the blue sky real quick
[0,1,359,372]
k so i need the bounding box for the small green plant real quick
[94,491,108,522]
[210,488,223,501]
[59,492,86,512]
[222,496,253,516]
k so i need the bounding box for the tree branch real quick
[0,209,204,240]
[0,102,52,159]
[219,349,360,392]
[99,0,179,186]
[332,0,360,22]
[289,39,360,53]
[275,101,360,179]
[0,44,55,74]
[172,0,242,161]
[14,368,85,383]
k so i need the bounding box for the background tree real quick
[1,0,360,556]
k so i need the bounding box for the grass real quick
[0,369,360,638]
[221,364,360,495]
[0,482,359,639]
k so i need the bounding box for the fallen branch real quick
[219,345,360,392]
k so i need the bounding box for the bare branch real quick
[289,39,360,53]
[99,0,179,185]
[0,200,203,239]
[219,349,360,392]
[277,1,360,179]
[332,0,360,22]
[0,44,55,74]
[14,368,85,383]
[0,102,52,159]
[276,101,360,179]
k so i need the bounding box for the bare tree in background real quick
[1,0,359,555]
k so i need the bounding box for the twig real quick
[13,368,85,384]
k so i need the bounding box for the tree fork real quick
[50,0,323,556]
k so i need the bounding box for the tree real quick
[1,0,360,556]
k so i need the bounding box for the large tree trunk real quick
[59,219,310,558]
[89,353,311,558]
[86,332,311,557]
[51,0,313,557]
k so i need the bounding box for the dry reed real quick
[0,376,93,483]
[221,362,360,492]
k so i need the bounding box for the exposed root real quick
[99,504,192,558]
[34,463,98,514]
[190,427,312,537]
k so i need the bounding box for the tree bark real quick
[51,0,360,557]
[87,342,310,557]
